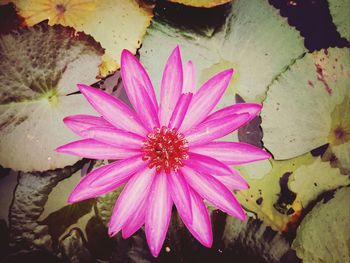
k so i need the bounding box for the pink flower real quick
[56,46,271,257]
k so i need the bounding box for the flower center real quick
[141,126,189,174]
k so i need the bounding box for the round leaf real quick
[13,0,154,76]
[140,0,305,103]
[236,154,315,232]
[329,0,350,41]
[292,187,350,263]
[289,157,350,208]
[0,23,102,172]
[168,0,230,8]
[261,48,350,172]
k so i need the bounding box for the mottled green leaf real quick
[292,187,350,263]
[0,22,102,172]
[140,0,305,103]
[289,157,349,207]
[236,154,315,232]
[329,0,350,41]
[262,48,350,173]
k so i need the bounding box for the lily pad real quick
[289,157,350,208]
[292,187,350,263]
[0,22,102,172]
[8,163,80,250]
[0,170,18,225]
[38,167,89,221]
[329,0,350,41]
[167,0,230,8]
[59,228,93,263]
[94,163,124,225]
[223,217,295,263]
[261,48,350,173]
[13,0,154,76]
[140,0,305,103]
[235,154,316,232]
[332,142,350,172]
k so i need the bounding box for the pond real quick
[0,0,349,262]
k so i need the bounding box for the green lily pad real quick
[289,157,349,208]
[0,171,18,225]
[236,154,315,232]
[140,0,305,103]
[292,187,350,263]
[39,168,87,221]
[8,163,81,250]
[0,22,102,172]
[262,48,350,173]
[329,0,350,41]
[223,217,293,263]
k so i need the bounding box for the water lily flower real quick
[56,46,271,257]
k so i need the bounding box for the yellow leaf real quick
[13,0,153,76]
[168,0,230,8]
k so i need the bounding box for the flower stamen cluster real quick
[141,126,189,173]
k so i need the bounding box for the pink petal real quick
[204,103,262,123]
[77,84,148,136]
[182,60,196,93]
[186,153,249,190]
[82,127,144,149]
[181,188,212,247]
[168,93,193,129]
[121,51,159,130]
[63,114,113,137]
[133,78,160,130]
[108,167,156,236]
[56,139,139,160]
[181,166,246,220]
[159,46,183,126]
[168,171,192,223]
[67,156,145,203]
[185,113,250,146]
[186,152,233,176]
[122,199,146,238]
[212,168,249,190]
[145,172,173,257]
[190,142,271,165]
[180,69,234,132]
[120,49,158,110]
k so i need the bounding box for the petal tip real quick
[237,181,250,190]
[121,230,129,239]
[67,194,77,204]
[224,68,234,78]
[149,246,161,258]
[121,49,134,62]
[108,228,118,238]
[62,116,72,123]
[236,209,247,221]
[174,44,180,52]
[171,45,182,60]
[266,151,273,158]
[201,237,213,248]
[55,145,65,153]
[248,103,263,116]
[76,83,88,92]
[67,188,88,203]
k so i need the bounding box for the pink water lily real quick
[56,46,271,257]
